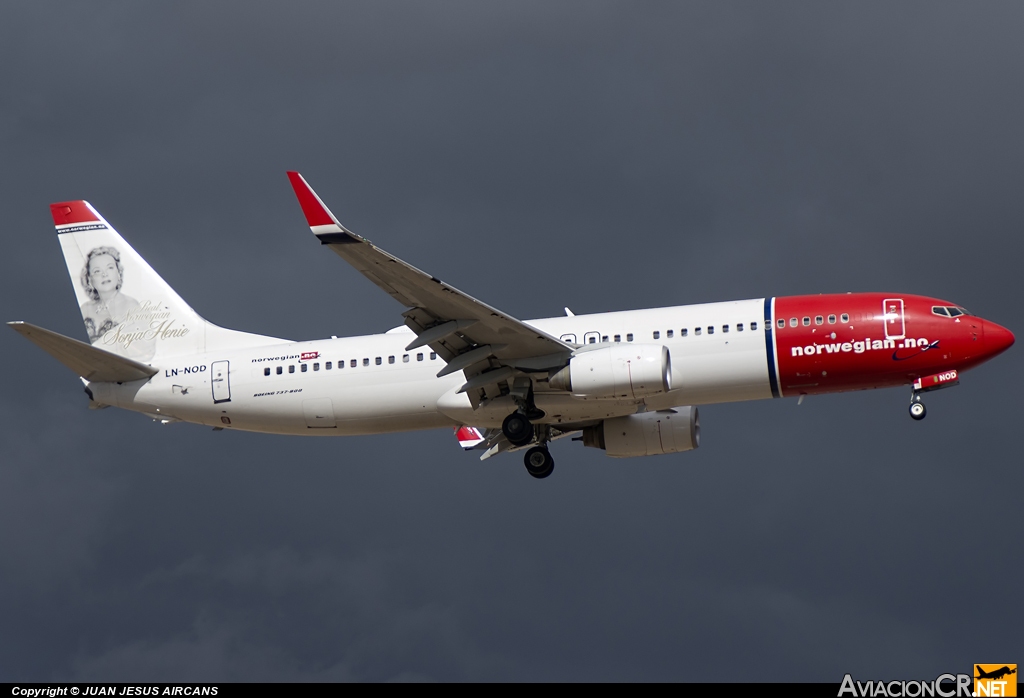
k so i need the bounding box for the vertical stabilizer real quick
[51,201,286,362]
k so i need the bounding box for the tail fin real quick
[51,200,286,362]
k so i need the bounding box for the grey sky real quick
[1,1,1020,681]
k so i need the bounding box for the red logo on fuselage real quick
[300,351,319,361]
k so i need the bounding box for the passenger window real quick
[375,357,382,365]
[723,324,729,333]
[313,363,320,371]
[403,354,410,363]
[707,326,714,335]
[841,313,850,323]
[694,327,701,336]
[289,365,295,374]
[264,367,270,376]
[680,328,688,337]
[815,316,823,325]
[790,318,798,327]
[602,335,609,342]
[737,323,744,332]
[802,317,810,326]
[326,361,332,370]
[653,331,660,339]
[362,358,369,366]
[301,363,308,372]
[751,321,758,331]
[430,352,437,360]
[626,333,634,342]
[667,330,674,338]
[350,359,357,368]
[614,334,621,342]
[417,353,424,361]
[560,333,576,343]
[276,366,283,375]
[588,336,597,344]
[777,319,785,329]
[388,356,395,364]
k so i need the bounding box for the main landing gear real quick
[502,412,534,446]
[909,393,927,421]
[501,410,555,479]
[524,445,555,479]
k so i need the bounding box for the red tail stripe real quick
[50,201,99,225]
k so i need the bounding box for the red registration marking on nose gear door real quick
[913,369,959,392]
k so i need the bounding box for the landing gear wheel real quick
[502,412,534,446]
[524,446,554,479]
[909,401,927,420]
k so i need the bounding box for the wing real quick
[287,172,572,404]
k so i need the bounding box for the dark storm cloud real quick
[1,1,1021,682]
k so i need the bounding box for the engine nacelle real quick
[548,344,671,399]
[581,407,700,458]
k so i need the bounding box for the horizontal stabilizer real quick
[8,321,158,383]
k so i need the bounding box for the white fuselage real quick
[90,298,773,435]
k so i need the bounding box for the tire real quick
[524,446,554,479]
[909,402,926,420]
[502,412,533,446]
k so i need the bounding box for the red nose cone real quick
[985,320,1015,357]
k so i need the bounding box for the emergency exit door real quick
[211,361,231,403]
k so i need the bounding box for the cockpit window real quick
[933,305,971,318]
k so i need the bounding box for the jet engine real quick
[548,344,671,399]
[581,407,699,457]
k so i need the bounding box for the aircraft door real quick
[882,298,905,340]
[211,360,231,403]
[583,331,600,345]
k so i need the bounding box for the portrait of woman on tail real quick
[80,246,155,361]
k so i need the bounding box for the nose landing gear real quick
[909,393,926,420]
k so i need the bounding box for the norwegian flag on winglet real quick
[455,426,485,449]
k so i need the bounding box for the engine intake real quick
[582,407,700,457]
[548,344,671,399]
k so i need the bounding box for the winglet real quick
[286,172,355,240]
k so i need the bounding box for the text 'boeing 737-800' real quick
[9,172,1014,478]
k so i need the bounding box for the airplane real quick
[8,172,1015,479]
